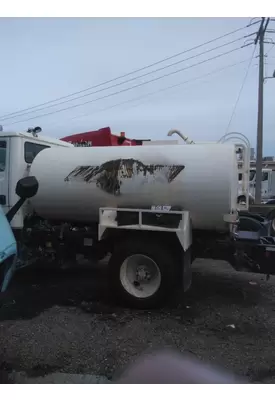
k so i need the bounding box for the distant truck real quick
[238,168,275,204]
[1,128,275,309]
[61,126,148,147]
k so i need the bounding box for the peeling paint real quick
[64,158,185,196]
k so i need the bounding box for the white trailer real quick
[1,129,275,308]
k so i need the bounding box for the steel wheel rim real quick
[119,254,161,299]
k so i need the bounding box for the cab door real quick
[0,138,10,213]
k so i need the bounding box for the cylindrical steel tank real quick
[30,144,238,231]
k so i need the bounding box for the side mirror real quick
[16,176,39,199]
[6,176,39,223]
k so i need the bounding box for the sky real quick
[0,17,274,154]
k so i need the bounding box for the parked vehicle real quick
[1,128,275,308]
[0,176,38,292]
[238,168,275,204]
[61,126,147,147]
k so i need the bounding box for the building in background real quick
[250,147,255,160]
[263,156,275,161]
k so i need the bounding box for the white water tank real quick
[143,140,179,145]
[30,144,238,231]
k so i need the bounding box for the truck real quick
[238,168,275,204]
[1,128,275,309]
[249,168,275,201]
[61,126,148,147]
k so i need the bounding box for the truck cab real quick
[0,130,73,229]
[249,168,274,201]
[238,168,275,204]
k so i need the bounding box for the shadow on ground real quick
[0,260,265,321]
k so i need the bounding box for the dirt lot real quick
[1,259,275,383]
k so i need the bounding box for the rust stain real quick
[64,158,185,196]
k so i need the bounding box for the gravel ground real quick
[1,259,275,383]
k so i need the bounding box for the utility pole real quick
[255,17,270,203]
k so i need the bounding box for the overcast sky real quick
[0,17,274,154]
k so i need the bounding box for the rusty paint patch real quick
[64,158,185,196]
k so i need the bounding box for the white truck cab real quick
[0,130,73,229]
[238,167,275,203]
[249,168,275,201]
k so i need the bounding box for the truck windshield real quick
[0,141,6,172]
[24,142,50,164]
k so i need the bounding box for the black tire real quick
[109,236,181,309]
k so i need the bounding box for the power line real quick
[2,36,245,123]
[66,58,252,124]
[0,23,254,121]
[225,46,256,134]
[6,46,244,127]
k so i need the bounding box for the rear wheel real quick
[109,237,181,309]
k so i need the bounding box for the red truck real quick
[61,126,148,147]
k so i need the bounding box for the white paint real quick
[98,208,192,251]
[30,143,238,231]
[143,140,179,145]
